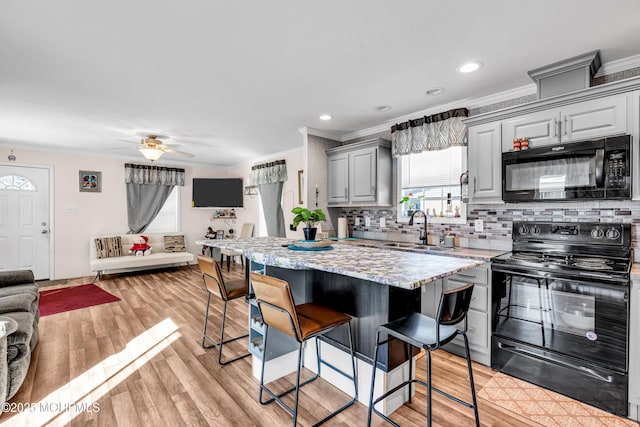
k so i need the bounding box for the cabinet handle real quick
[553,118,557,137]
[564,116,568,136]
[344,188,347,199]
[473,177,476,194]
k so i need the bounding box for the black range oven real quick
[491,221,631,416]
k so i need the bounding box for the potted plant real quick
[291,207,327,241]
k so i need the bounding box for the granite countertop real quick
[197,237,486,290]
[332,238,506,262]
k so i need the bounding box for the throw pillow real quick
[164,235,186,252]
[95,236,123,259]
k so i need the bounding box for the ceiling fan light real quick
[139,147,164,161]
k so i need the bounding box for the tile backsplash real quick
[338,200,640,255]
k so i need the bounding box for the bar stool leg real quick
[426,350,433,426]
[463,335,480,427]
[201,291,213,348]
[367,331,381,427]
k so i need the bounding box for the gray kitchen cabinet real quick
[327,152,349,204]
[629,278,640,420]
[326,138,392,207]
[442,264,491,366]
[421,264,491,366]
[468,122,502,204]
[502,93,629,151]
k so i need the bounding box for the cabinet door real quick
[468,122,502,203]
[327,153,349,204]
[349,147,377,203]
[561,94,628,141]
[502,109,560,150]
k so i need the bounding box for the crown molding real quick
[595,53,640,77]
[341,84,537,142]
[298,126,342,140]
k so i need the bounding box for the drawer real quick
[445,279,487,312]
[449,309,488,349]
[447,266,488,285]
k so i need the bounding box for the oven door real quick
[491,268,628,372]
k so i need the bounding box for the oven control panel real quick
[513,222,629,246]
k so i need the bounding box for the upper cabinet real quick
[468,122,502,204]
[326,138,392,207]
[502,93,629,150]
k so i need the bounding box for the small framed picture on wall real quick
[79,170,102,193]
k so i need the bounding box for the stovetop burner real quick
[494,221,632,281]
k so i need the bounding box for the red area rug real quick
[39,284,120,316]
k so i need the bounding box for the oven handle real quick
[496,342,615,383]
[595,148,605,187]
[491,265,629,289]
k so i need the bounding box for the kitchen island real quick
[198,237,484,412]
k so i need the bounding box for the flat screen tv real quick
[192,178,244,208]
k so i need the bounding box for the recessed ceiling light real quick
[376,105,392,112]
[425,87,445,96]
[459,61,483,73]
[319,114,332,120]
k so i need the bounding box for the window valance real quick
[391,108,469,156]
[251,159,287,185]
[124,163,185,186]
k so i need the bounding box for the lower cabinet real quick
[421,263,491,366]
[629,279,640,420]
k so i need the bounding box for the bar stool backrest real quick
[436,282,474,326]
[250,273,301,340]
[197,255,229,300]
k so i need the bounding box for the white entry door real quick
[0,165,51,280]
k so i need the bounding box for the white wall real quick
[1,148,228,280]
[1,146,304,280]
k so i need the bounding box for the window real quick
[397,146,467,223]
[145,187,180,233]
[0,175,36,191]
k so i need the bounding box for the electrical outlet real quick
[474,219,484,232]
[355,217,360,226]
[365,217,371,227]
[379,217,386,228]
[289,224,296,231]
[65,207,78,214]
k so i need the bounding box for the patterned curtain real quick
[391,108,469,156]
[124,163,185,185]
[250,159,287,185]
[124,163,185,234]
[251,159,287,237]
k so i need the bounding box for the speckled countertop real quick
[197,237,493,290]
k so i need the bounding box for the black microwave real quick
[502,135,631,202]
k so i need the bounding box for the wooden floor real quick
[0,264,591,426]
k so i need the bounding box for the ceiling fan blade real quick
[159,146,195,157]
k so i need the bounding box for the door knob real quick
[41,229,49,234]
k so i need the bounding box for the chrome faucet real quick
[408,210,428,245]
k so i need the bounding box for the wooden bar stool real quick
[197,255,251,365]
[250,272,358,427]
[367,283,480,427]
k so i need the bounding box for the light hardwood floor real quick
[0,265,596,426]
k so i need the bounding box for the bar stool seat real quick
[368,282,480,427]
[197,254,251,366]
[250,272,358,427]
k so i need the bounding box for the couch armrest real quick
[0,271,35,289]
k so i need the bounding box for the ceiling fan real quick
[134,134,195,161]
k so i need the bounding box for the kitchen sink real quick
[379,242,453,252]
[380,242,418,248]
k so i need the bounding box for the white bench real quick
[90,233,194,280]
